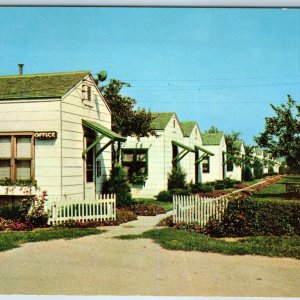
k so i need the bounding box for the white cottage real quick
[0,71,125,203]
[180,121,214,184]
[254,148,269,174]
[122,112,197,197]
[201,133,227,182]
[226,140,245,181]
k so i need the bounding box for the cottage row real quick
[0,70,278,201]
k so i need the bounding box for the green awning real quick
[172,140,195,163]
[82,119,126,158]
[195,145,214,156]
[82,119,126,142]
[172,140,195,153]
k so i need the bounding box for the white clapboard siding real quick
[45,194,116,225]
[173,195,228,227]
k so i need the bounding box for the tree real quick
[102,163,132,207]
[100,79,156,163]
[253,158,263,179]
[254,95,300,173]
[205,126,222,133]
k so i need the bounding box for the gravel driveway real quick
[0,212,299,296]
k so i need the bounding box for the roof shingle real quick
[180,121,197,137]
[150,112,175,130]
[201,132,224,145]
[0,71,90,100]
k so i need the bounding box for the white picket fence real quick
[173,195,229,227]
[45,194,116,225]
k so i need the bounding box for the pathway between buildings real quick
[0,208,299,297]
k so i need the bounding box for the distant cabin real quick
[122,113,213,198]
[180,121,214,184]
[122,112,184,197]
[0,71,125,203]
[201,132,227,182]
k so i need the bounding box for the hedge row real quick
[206,197,300,237]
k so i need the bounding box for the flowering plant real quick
[27,191,49,227]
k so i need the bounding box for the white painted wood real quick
[45,193,116,225]
[173,195,228,227]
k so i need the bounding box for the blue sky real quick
[0,7,300,144]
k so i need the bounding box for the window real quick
[0,134,34,180]
[227,161,234,172]
[82,85,92,101]
[122,149,148,180]
[202,156,210,173]
[173,120,176,128]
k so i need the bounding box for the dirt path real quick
[0,212,299,296]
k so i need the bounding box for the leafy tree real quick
[100,79,156,163]
[254,95,300,173]
[204,126,222,133]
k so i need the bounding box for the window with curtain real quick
[121,149,148,179]
[0,134,34,181]
[202,156,210,173]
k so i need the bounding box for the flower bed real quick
[129,204,166,216]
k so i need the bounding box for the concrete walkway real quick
[0,211,299,296]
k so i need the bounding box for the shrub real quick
[130,204,165,216]
[279,164,288,175]
[253,159,264,179]
[115,208,137,224]
[268,165,275,176]
[0,217,33,231]
[242,165,254,181]
[0,204,22,220]
[170,188,190,195]
[167,167,187,190]
[214,180,226,190]
[156,190,173,202]
[103,164,132,208]
[190,183,213,193]
[205,197,300,237]
[157,215,174,227]
[27,192,48,227]
[223,177,237,188]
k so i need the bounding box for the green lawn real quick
[251,175,300,202]
[0,228,105,253]
[242,178,261,185]
[117,227,300,259]
[133,198,173,212]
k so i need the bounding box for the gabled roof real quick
[201,132,224,145]
[151,112,175,130]
[180,121,197,137]
[233,140,243,150]
[0,71,90,100]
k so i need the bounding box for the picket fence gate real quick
[173,195,228,227]
[45,194,116,225]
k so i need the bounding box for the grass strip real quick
[0,228,105,253]
[117,227,300,259]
